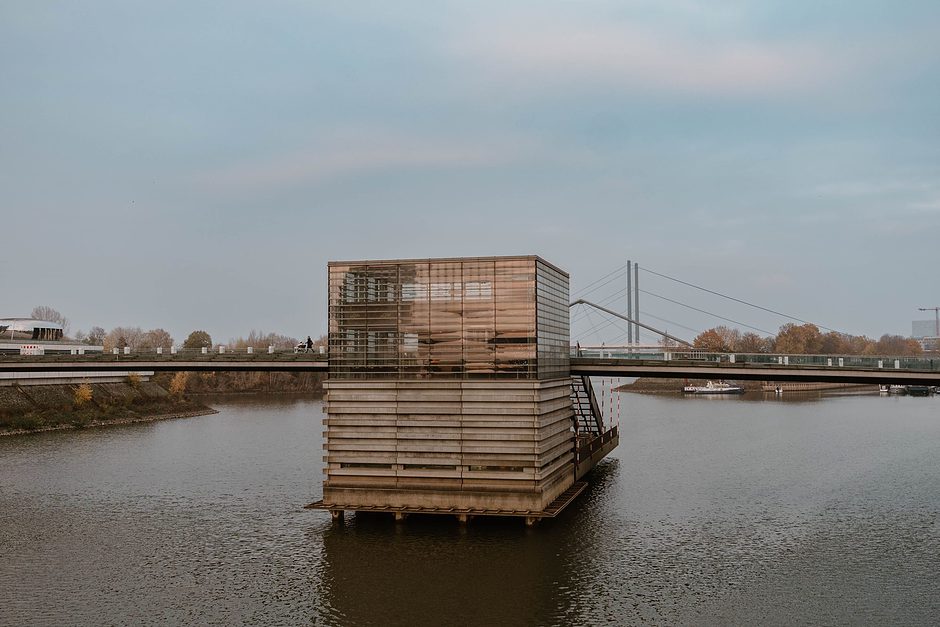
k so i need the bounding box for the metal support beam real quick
[569,299,692,347]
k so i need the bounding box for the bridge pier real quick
[330,509,344,523]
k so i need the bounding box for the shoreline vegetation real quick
[0,378,216,436]
[0,407,219,437]
[151,371,324,396]
[1,312,328,436]
[0,372,325,437]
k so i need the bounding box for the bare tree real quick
[873,334,922,356]
[31,305,69,335]
[738,332,769,353]
[139,328,174,350]
[86,326,106,346]
[228,330,298,350]
[104,326,144,351]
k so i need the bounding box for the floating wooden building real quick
[310,256,617,524]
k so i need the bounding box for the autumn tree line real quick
[691,323,926,356]
[29,304,929,359]
[73,327,324,353]
[26,306,326,395]
[20,304,328,353]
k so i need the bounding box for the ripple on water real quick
[2,395,940,625]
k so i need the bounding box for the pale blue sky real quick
[2,1,938,344]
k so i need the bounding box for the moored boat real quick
[906,385,933,397]
[683,380,745,395]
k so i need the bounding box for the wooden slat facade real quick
[322,378,576,512]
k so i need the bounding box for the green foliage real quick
[183,330,212,349]
[2,413,43,431]
[70,413,91,428]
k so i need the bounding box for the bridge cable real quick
[573,268,626,302]
[581,305,608,346]
[607,313,702,344]
[639,289,775,336]
[573,289,703,341]
[570,299,692,346]
[571,287,627,324]
[575,302,640,344]
[640,266,840,333]
[578,303,618,341]
[572,265,625,298]
[577,309,624,340]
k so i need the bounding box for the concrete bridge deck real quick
[0,352,329,373]
[570,357,940,386]
[1,350,938,384]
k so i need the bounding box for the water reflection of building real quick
[315,518,561,625]
[320,256,579,520]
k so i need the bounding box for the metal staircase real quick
[570,375,603,437]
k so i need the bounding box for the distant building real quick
[916,338,939,351]
[0,318,64,341]
[0,317,117,384]
[0,317,102,355]
[912,320,938,339]
[912,319,939,351]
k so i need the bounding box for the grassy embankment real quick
[0,371,325,436]
[0,378,214,435]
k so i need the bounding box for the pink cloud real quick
[199,130,541,189]
[451,19,844,97]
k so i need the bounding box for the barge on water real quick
[683,380,745,395]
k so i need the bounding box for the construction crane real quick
[919,306,940,337]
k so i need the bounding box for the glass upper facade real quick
[328,256,569,379]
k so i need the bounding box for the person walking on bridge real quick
[305,336,313,353]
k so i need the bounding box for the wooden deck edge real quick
[303,481,589,519]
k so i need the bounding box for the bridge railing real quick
[571,348,940,372]
[0,346,329,361]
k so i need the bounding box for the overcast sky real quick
[2,1,938,345]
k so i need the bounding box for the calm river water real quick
[2,391,940,626]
